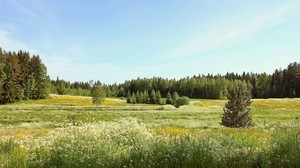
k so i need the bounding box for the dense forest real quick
[1,47,300,104]
[0,48,50,104]
[52,62,300,100]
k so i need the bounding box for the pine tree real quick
[221,81,252,128]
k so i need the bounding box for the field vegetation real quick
[0,95,300,167]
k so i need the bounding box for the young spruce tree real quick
[221,81,252,128]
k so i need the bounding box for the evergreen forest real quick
[1,47,300,104]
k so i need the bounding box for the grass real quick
[0,95,300,167]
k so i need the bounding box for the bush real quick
[174,96,190,108]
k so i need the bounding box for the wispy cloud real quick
[8,0,38,18]
[44,55,163,83]
[0,28,36,52]
[159,1,300,60]
[6,0,53,22]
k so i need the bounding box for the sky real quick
[1,0,300,84]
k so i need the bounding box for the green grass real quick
[0,95,300,167]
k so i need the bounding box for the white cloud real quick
[0,28,36,52]
[159,1,300,60]
[44,55,163,84]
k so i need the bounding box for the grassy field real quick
[0,95,300,167]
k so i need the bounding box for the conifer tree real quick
[136,91,141,103]
[221,81,252,128]
[131,92,137,104]
[155,91,162,104]
[149,90,156,104]
[143,90,149,104]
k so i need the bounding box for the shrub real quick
[174,96,190,108]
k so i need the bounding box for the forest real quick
[0,48,50,104]
[52,63,300,100]
[1,47,300,104]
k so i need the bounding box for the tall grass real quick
[1,118,299,168]
[0,96,299,167]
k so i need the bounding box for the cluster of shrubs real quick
[127,90,189,108]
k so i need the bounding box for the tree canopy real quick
[0,48,50,104]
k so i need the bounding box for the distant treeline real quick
[0,48,50,104]
[51,62,300,99]
[1,47,299,104]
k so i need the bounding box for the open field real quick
[1,95,300,167]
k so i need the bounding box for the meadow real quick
[0,94,300,167]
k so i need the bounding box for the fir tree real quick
[221,81,252,128]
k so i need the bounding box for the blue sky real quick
[1,0,300,83]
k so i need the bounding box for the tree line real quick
[0,48,50,104]
[2,47,299,104]
[50,62,300,100]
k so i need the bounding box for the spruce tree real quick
[149,89,156,104]
[221,81,252,128]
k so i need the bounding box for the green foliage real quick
[155,90,162,104]
[1,118,300,168]
[149,90,156,104]
[136,91,143,104]
[126,91,131,103]
[166,92,173,104]
[221,81,252,128]
[56,79,66,95]
[0,48,49,104]
[131,92,137,104]
[172,92,179,104]
[174,96,190,108]
[91,85,106,106]
[143,90,149,103]
[127,90,162,105]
